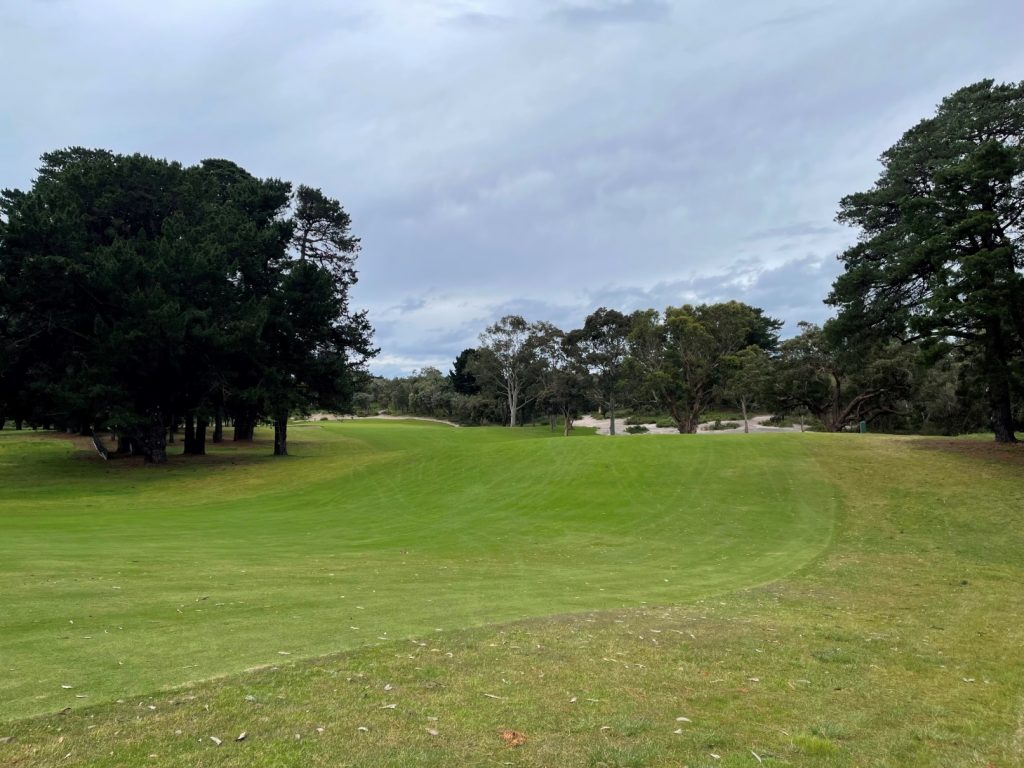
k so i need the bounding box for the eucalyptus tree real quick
[723,346,772,433]
[474,315,553,427]
[628,302,781,433]
[571,308,631,435]
[769,322,915,432]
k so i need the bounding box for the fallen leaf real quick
[426,728,439,736]
[384,684,393,691]
[499,729,526,747]
[483,693,503,699]
[381,703,397,709]
[673,728,683,735]
[358,726,369,732]
[235,732,247,742]
[752,750,763,764]
[61,685,74,689]
[676,716,691,722]
[209,736,222,746]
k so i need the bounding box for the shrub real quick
[625,425,649,434]
[707,420,739,431]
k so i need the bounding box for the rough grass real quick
[1,425,1023,766]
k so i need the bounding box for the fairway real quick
[0,421,835,722]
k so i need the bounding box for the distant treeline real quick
[359,306,993,437]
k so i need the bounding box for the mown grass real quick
[0,422,833,723]
[2,424,1023,766]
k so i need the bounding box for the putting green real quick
[0,421,836,721]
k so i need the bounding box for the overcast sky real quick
[2,1,1022,376]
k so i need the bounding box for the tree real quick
[291,184,360,281]
[474,315,552,427]
[448,348,482,395]
[723,346,771,433]
[535,328,589,435]
[769,322,914,432]
[829,79,1024,442]
[570,308,631,435]
[628,302,781,433]
[0,148,374,462]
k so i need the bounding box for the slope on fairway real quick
[0,421,836,721]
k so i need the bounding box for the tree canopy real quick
[0,148,375,461]
[829,79,1024,442]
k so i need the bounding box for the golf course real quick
[1,421,1021,766]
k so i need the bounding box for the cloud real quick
[2,0,1023,377]
[549,0,671,26]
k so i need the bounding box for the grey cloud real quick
[2,0,1023,377]
[549,0,671,26]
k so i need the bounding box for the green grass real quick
[2,424,1023,766]
[0,422,833,722]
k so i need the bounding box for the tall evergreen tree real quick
[830,80,1024,442]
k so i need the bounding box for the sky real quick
[2,1,1023,376]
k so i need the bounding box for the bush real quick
[625,424,649,434]
[707,420,739,431]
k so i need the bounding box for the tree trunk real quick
[548,414,556,431]
[185,416,208,456]
[90,432,110,461]
[183,413,196,454]
[212,407,224,443]
[741,396,749,434]
[273,414,288,456]
[115,434,133,455]
[608,405,616,436]
[234,410,255,441]
[988,362,1017,443]
[168,415,177,444]
[15,418,24,431]
[197,417,208,454]
[508,390,518,427]
[141,417,168,464]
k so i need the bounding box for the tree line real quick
[0,149,375,462]
[368,80,1024,442]
[1,80,1020,452]
[361,304,987,436]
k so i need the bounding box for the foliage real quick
[628,302,781,432]
[473,316,557,427]
[0,148,374,459]
[569,307,633,435]
[829,79,1024,442]
[767,321,915,432]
